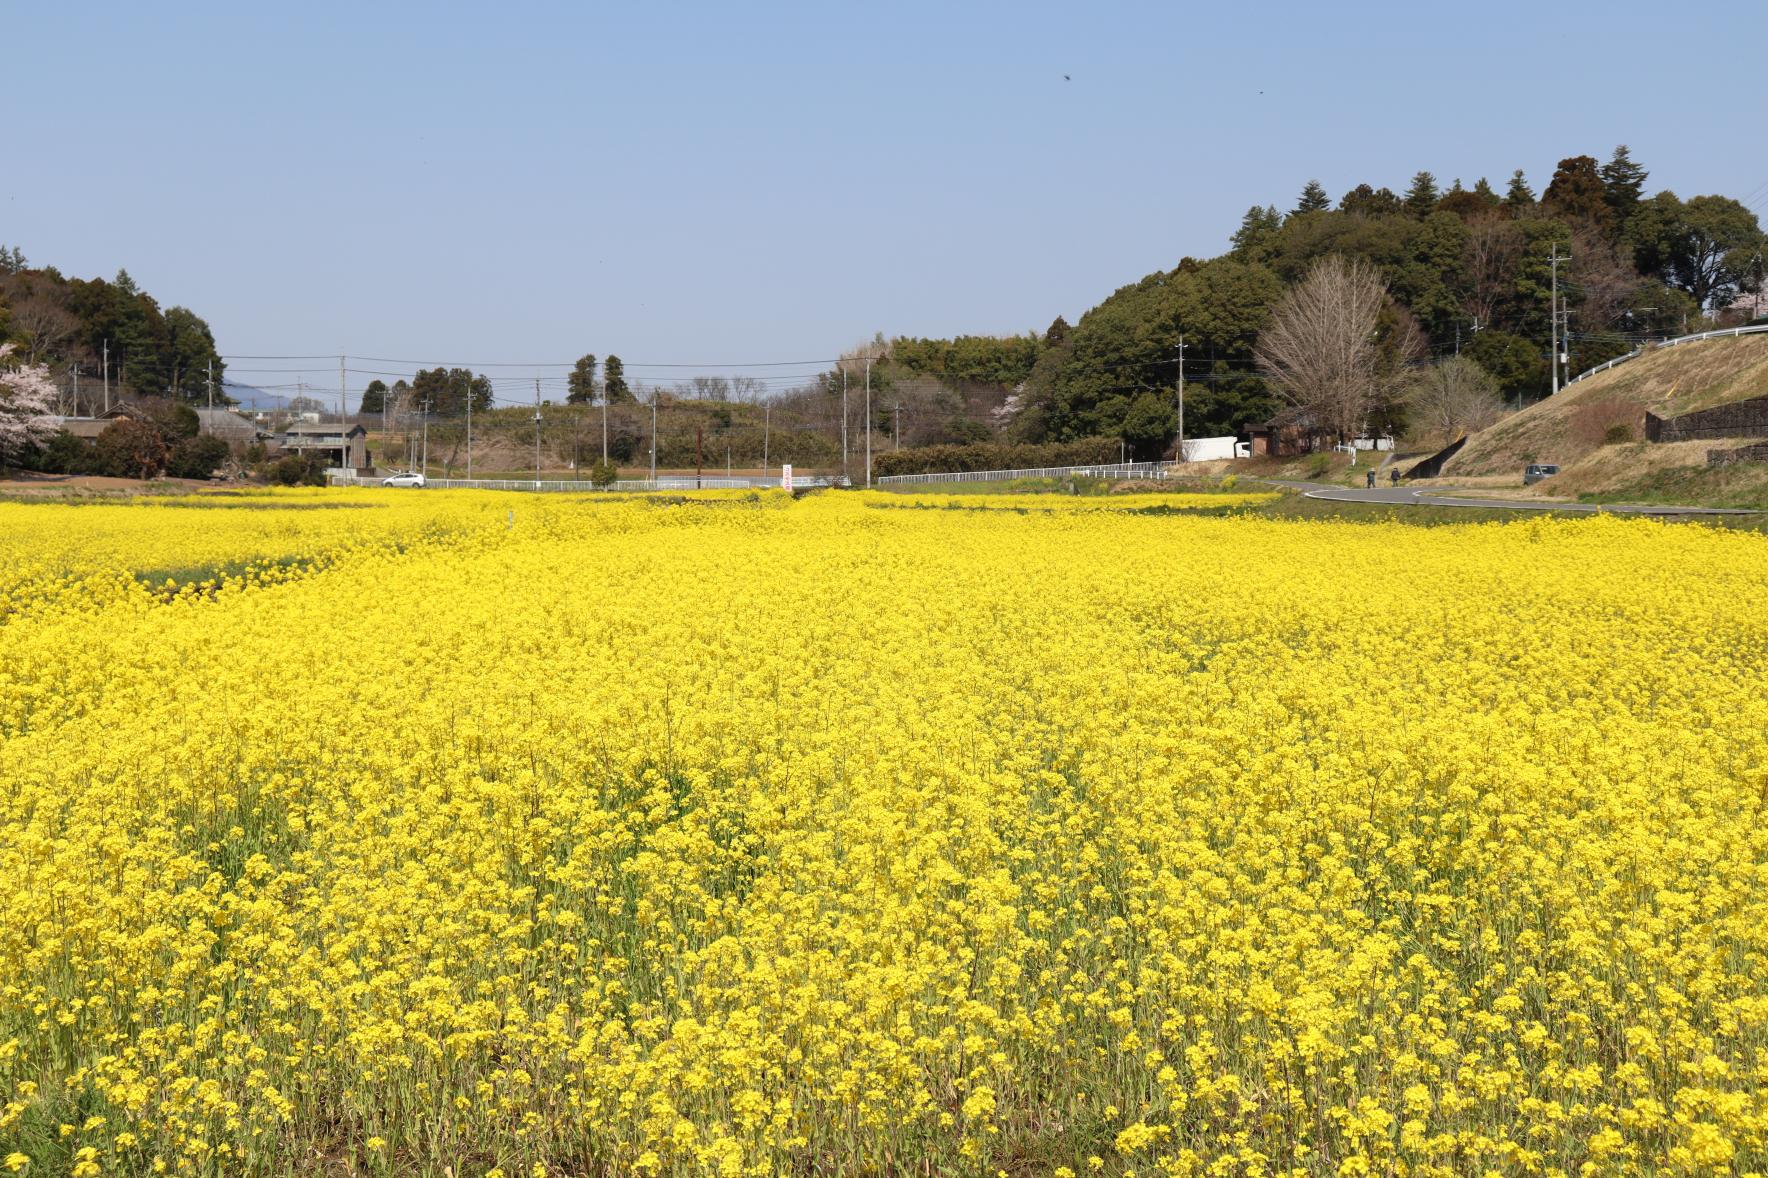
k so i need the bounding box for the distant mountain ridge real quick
[221,382,294,411]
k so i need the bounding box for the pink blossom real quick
[0,343,60,462]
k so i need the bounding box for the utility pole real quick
[893,402,900,449]
[421,397,431,477]
[840,367,849,483]
[695,425,704,490]
[1175,334,1188,464]
[70,364,79,416]
[102,340,109,413]
[533,378,543,488]
[206,359,214,412]
[763,402,771,468]
[339,355,348,474]
[1549,244,1569,396]
[466,369,473,481]
[650,394,658,480]
[864,350,872,487]
[600,377,609,462]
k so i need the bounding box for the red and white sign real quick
[781,464,793,491]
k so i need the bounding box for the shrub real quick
[266,454,325,486]
[1569,397,1642,449]
[589,459,619,489]
[25,430,93,475]
[93,419,170,479]
[166,435,231,480]
[144,400,201,443]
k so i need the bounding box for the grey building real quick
[279,421,369,470]
[195,408,265,446]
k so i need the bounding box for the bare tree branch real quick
[1254,254,1391,443]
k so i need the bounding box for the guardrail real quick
[877,460,1174,486]
[1566,323,1768,387]
[329,474,835,492]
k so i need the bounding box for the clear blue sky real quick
[7,0,1765,403]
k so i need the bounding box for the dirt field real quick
[0,473,245,497]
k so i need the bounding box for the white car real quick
[382,472,426,488]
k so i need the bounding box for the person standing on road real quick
[1390,468,1400,486]
[1366,469,1376,489]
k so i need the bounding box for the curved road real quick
[1262,480,1758,517]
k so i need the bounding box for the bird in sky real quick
[1063,74,1071,81]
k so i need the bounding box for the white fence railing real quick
[1566,323,1768,387]
[329,474,834,492]
[877,460,1176,486]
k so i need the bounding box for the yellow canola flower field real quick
[1,488,1767,1177]
[868,490,1280,512]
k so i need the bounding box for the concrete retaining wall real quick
[1708,442,1768,467]
[1645,394,1768,442]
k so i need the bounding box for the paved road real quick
[1260,480,1758,517]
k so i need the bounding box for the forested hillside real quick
[0,247,226,406]
[864,149,1764,456]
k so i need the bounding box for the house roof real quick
[55,415,130,439]
[195,408,261,439]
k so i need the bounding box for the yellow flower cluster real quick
[1,488,1766,1175]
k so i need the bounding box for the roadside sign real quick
[781,463,793,491]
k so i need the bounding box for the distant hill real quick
[221,382,293,411]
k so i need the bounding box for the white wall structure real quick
[1178,436,1241,461]
[1352,436,1395,451]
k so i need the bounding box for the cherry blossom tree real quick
[0,343,60,464]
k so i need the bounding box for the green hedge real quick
[872,437,1121,478]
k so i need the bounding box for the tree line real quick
[842,148,1764,459]
[0,249,227,405]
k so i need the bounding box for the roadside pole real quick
[1176,334,1187,464]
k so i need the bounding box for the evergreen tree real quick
[1294,180,1331,215]
[1437,179,1491,220]
[1403,171,1441,217]
[162,307,222,402]
[114,269,139,295]
[1119,390,1177,460]
[1043,316,1071,346]
[1543,156,1611,227]
[1600,145,1649,222]
[603,355,632,403]
[360,379,389,415]
[567,354,597,404]
[1229,205,1283,256]
[1339,184,1403,217]
[1505,169,1536,208]
[411,367,492,417]
[1472,177,1500,205]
